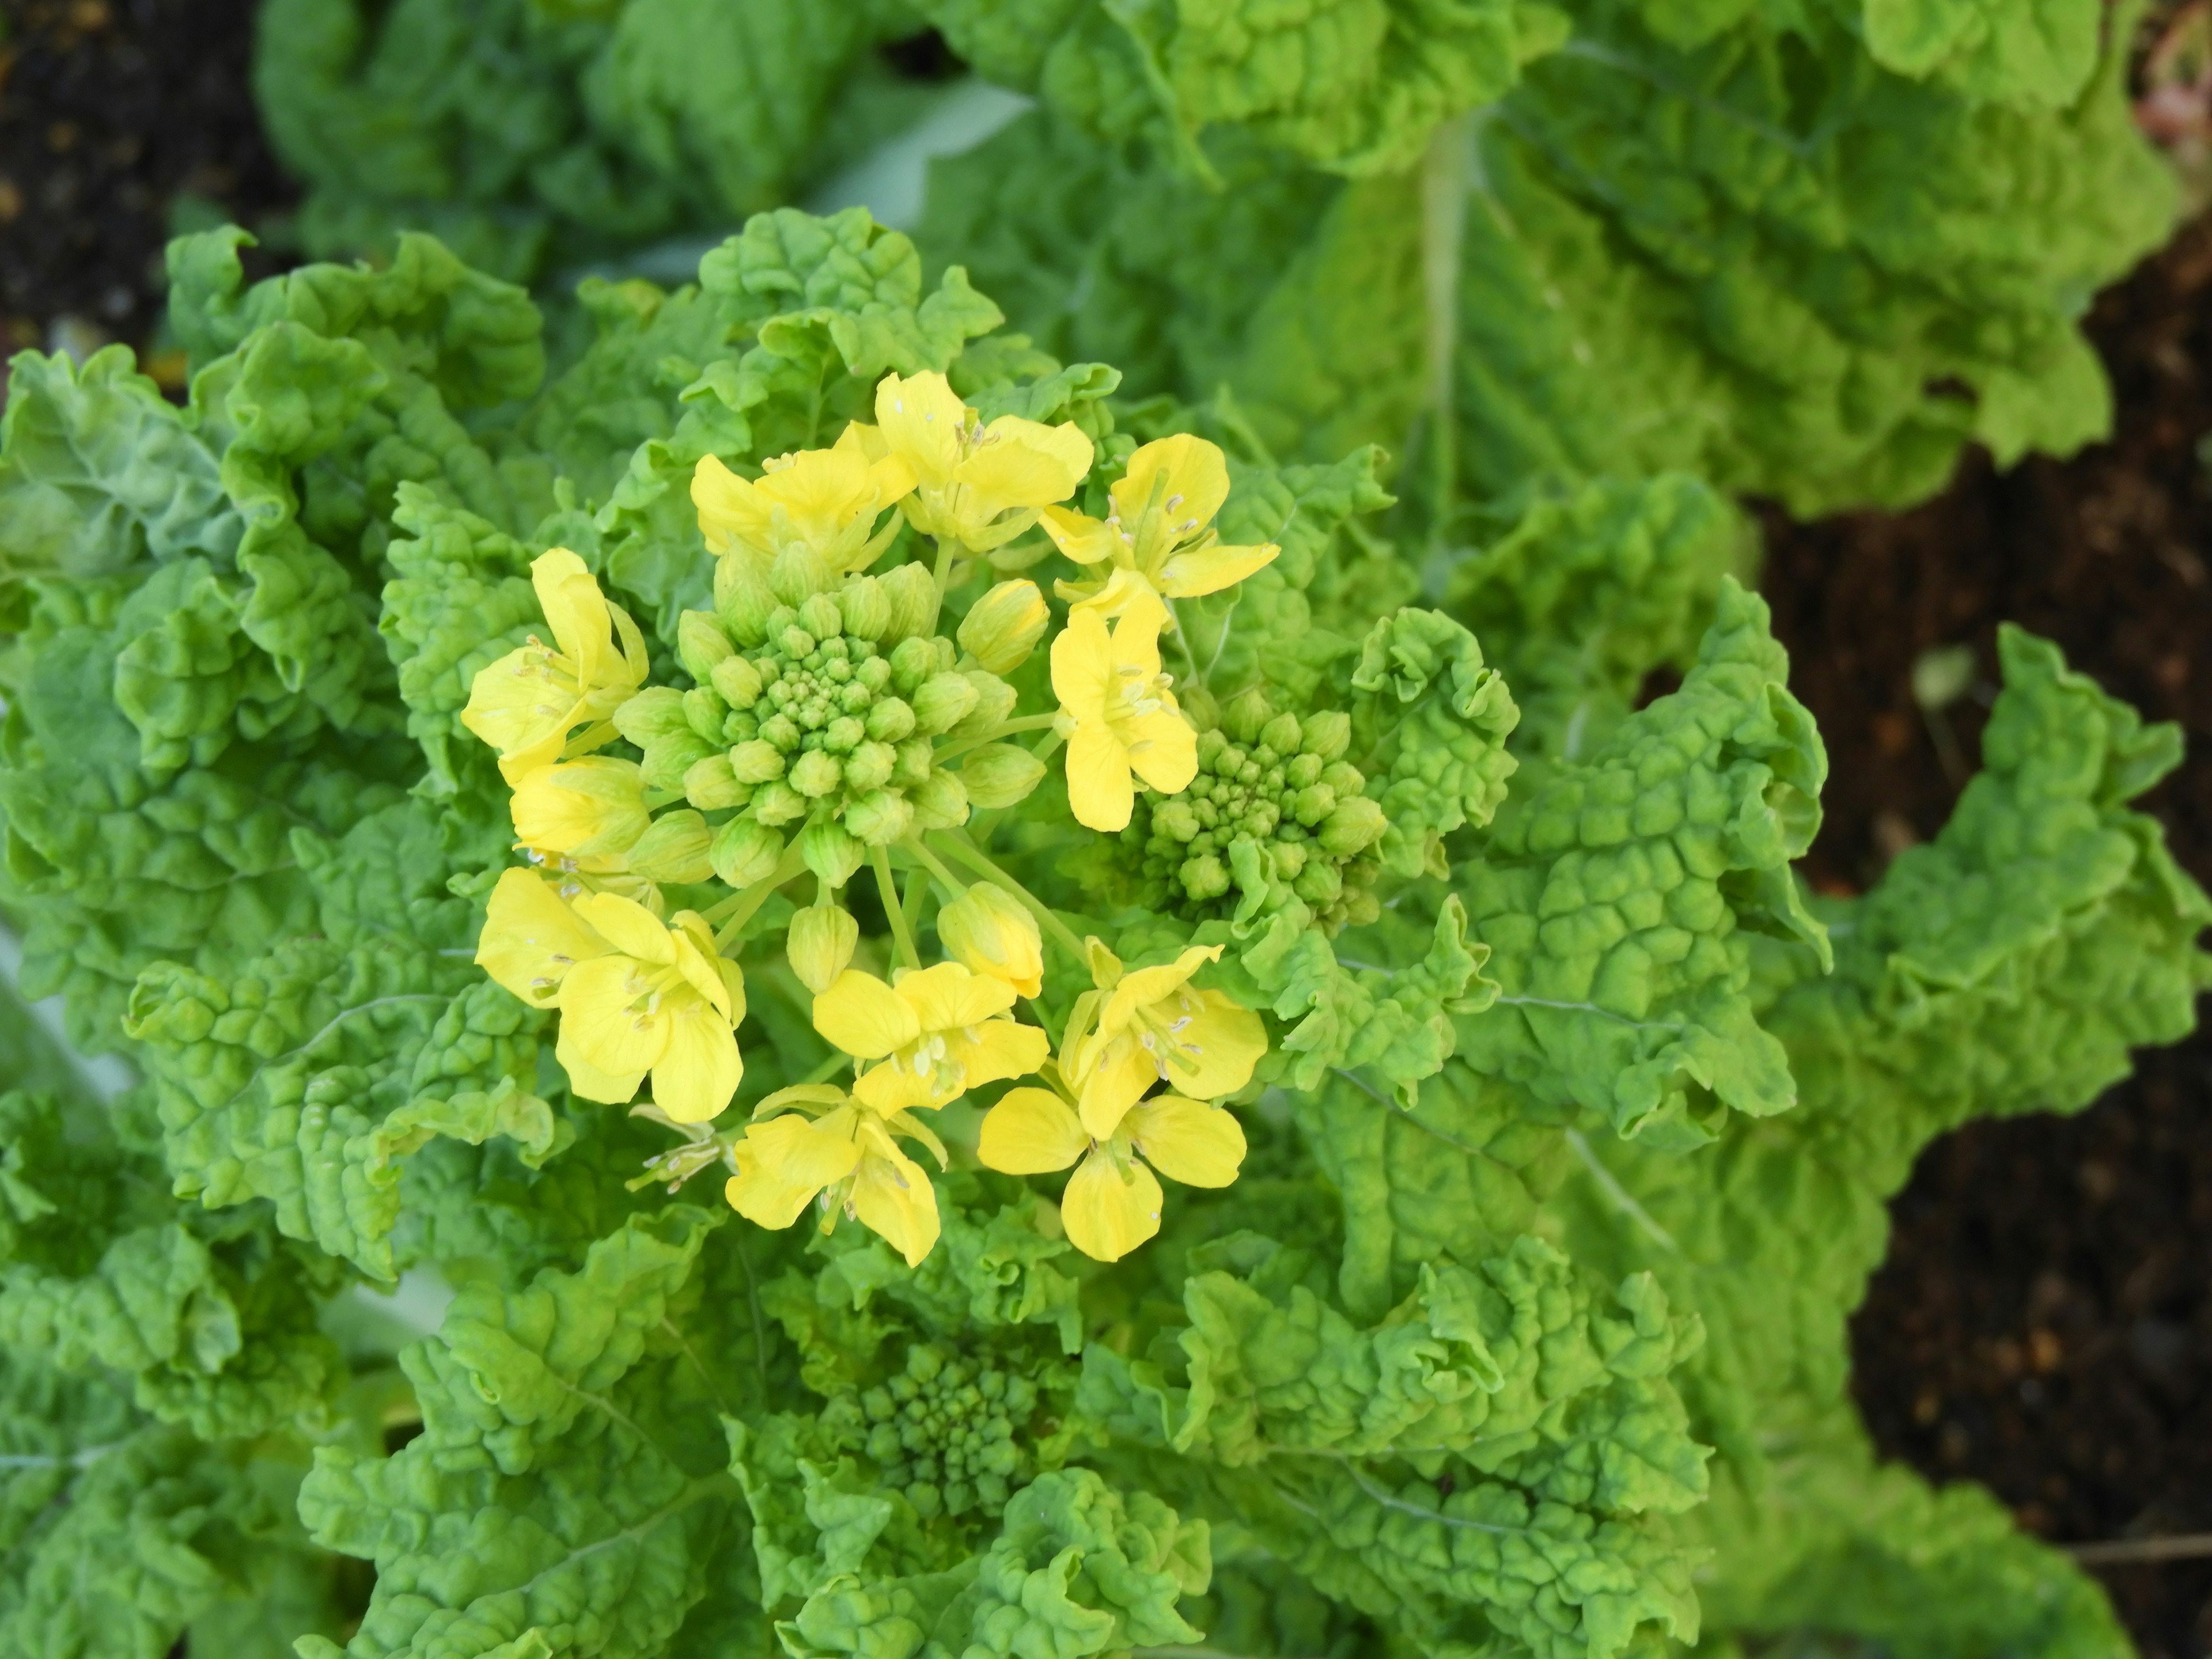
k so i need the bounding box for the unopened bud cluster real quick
[827,1342,1059,1522]
[1120,704,1387,932]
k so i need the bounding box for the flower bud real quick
[641,729,717,793]
[1318,795,1387,858]
[787,904,858,994]
[878,560,937,642]
[679,611,734,682]
[799,821,864,888]
[843,740,897,791]
[728,738,786,783]
[711,817,783,887]
[938,882,1042,997]
[957,579,1048,674]
[715,554,778,644]
[911,673,980,736]
[888,635,939,695]
[1300,709,1351,760]
[789,750,843,798]
[684,754,748,811]
[510,758,649,858]
[846,788,915,846]
[627,809,715,883]
[838,575,890,640]
[797,593,843,641]
[711,654,764,709]
[1260,712,1303,756]
[863,698,915,744]
[908,768,969,830]
[684,685,729,740]
[613,687,688,746]
[771,544,832,607]
[960,744,1045,809]
[751,781,809,826]
[1221,687,1273,744]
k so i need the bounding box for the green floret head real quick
[856,1343,1050,1522]
[1118,703,1387,932]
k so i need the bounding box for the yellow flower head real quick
[508,757,649,862]
[476,869,745,1124]
[691,423,915,573]
[725,1084,946,1267]
[1042,434,1279,611]
[1062,941,1267,1139]
[862,370,1093,553]
[978,1085,1245,1262]
[937,882,1043,998]
[811,961,1050,1116]
[1050,586,1196,832]
[461,549,649,784]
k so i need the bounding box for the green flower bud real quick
[641,729,718,794]
[711,817,783,887]
[684,753,748,810]
[797,593,843,641]
[752,781,809,826]
[1260,712,1302,756]
[1320,760,1364,797]
[790,750,842,798]
[1286,751,1324,789]
[823,715,865,754]
[787,904,859,994]
[960,744,1046,809]
[771,543,832,607]
[729,739,787,784]
[957,579,1048,674]
[679,610,733,681]
[1181,854,1230,900]
[857,655,893,693]
[764,605,799,637]
[684,685,729,741]
[509,757,649,859]
[891,737,933,788]
[938,882,1042,994]
[879,561,937,642]
[909,768,969,830]
[759,713,801,752]
[1293,860,1343,904]
[1292,782,1338,827]
[1318,795,1387,858]
[839,575,891,641]
[911,672,980,736]
[1272,840,1310,880]
[715,554,779,644]
[949,672,1017,739]
[1300,710,1351,760]
[711,654,764,709]
[800,821,864,888]
[846,788,915,846]
[865,697,915,743]
[844,740,897,791]
[780,624,817,660]
[1221,687,1272,744]
[612,686,688,747]
[628,809,715,884]
[888,635,938,695]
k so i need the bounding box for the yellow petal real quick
[531,548,610,680]
[1100,946,1221,1035]
[460,645,573,775]
[1108,598,1166,679]
[893,961,1015,1032]
[1060,1149,1162,1263]
[945,1019,1051,1093]
[1112,433,1230,536]
[1065,725,1135,832]
[850,1138,942,1267]
[1075,1036,1156,1141]
[692,454,766,554]
[571,891,675,966]
[727,1111,861,1229]
[508,757,648,858]
[1174,991,1270,1101]
[852,1060,937,1117]
[957,418,1093,510]
[554,1035,646,1106]
[668,924,734,1021]
[650,1000,743,1124]
[476,868,609,1006]
[1157,540,1280,599]
[1050,604,1116,719]
[1128,1095,1246,1188]
[875,371,967,483]
[1127,706,1198,797]
[937,883,1044,998]
[978,1087,1088,1175]
[556,955,668,1080]
[813,969,923,1059]
[1039,505,1118,566]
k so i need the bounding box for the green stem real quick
[801,1051,851,1086]
[873,846,921,969]
[930,533,961,622]
[932,713,1062,764]
[713,842,808,949]
[1030,728,1066,763]
[933,832,1088,964]
[903,836,968,899]
[900,861,931,942]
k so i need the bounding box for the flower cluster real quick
[463,368,1335,1266]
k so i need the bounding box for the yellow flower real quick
[461,549,649,785]
[1061,942,1267,1138]
[937,882,1043,998]
[691,423,915,572]
[725,1084,946,1267]
[812,961,1050,1115]
[508,757,649,861]
[475,869,745,1124]
[978,1085,1244,1262]
[1050,586,1196,832]
[1042,434,1279,611]
[863,370,1093,553]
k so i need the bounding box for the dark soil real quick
[1763,214,2212,1659]
[6,0,2212,1653]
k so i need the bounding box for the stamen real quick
[1166,493,1184,510]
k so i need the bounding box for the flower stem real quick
[931,533,961,617]
[801,1051,851,1086]
[933,832,1088,964]
[873,846,921,969]
[933,713,1062,764]
[711,842,808,949]
[902,836,968,899]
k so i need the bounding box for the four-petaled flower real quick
[725,1084,946,1267]
[691,423,915,572]
[1051,586,1197,832]
[1061,941,1267,1139]
[476,869,745,1124]
[863,370,1093,552]
[1043,434,1279,615]
[462,548,648,784]
[978,1085,1245,1262]
[812,961,1050,1114]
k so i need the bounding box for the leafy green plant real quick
[0,2,2203,1654]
